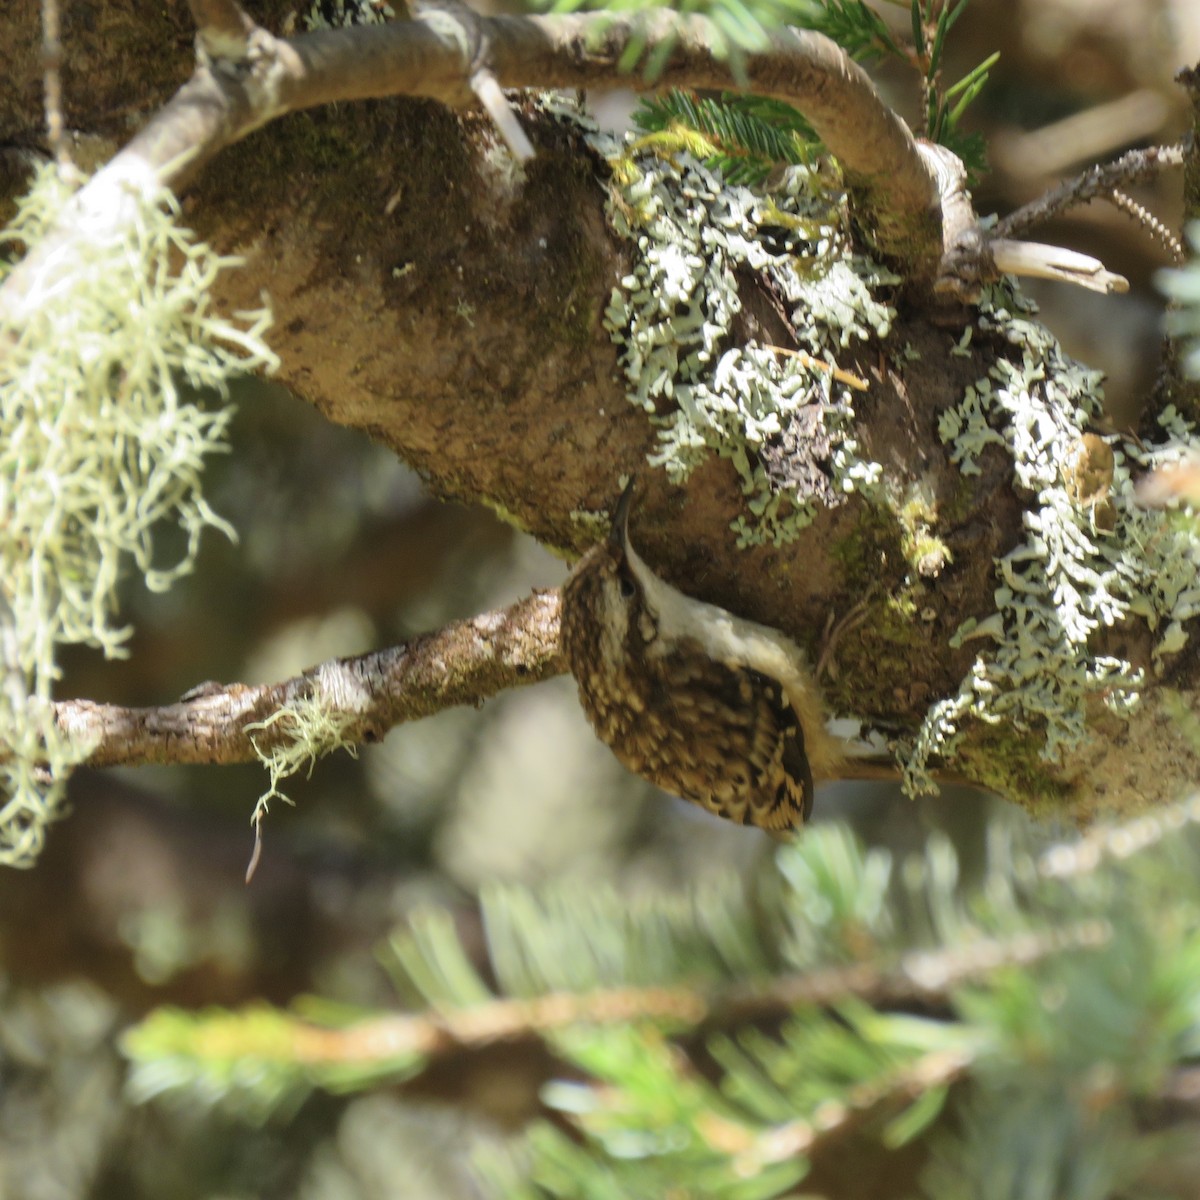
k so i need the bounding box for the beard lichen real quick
[244,679,365,856]
[904,283,1200,797]
[0,164,276,867]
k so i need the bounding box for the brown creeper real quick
[560,482,841,831]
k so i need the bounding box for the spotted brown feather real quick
[561,483,836,831]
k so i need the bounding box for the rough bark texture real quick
[4,0,1200,818]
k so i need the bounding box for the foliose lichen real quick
[905,282,1200,794]
[540,96,895,548]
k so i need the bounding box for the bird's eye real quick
[619,574,637,599]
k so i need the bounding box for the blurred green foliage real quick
[116,808,1200,1199]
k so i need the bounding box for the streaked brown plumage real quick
[560,482,840,830]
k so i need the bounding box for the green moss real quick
[516,148,611,355]
[940,476,977,528]
[884,589,921,623]
[203,110,374,224]
[550,230,606,352]
[829,507,897,587]
[478,497,534,537]
[893,488,952,576]
[953,725,1074,817]
[824,508,940,714]
[829,526,872,581]
[1163,689,1200,755]
[826,589,928,718]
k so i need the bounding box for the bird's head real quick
[561,479,662,663]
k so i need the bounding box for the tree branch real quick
[994,141,1186,240]
[50,590,563,769]
[2,2,1177,815]
[187,0,259,57]
[0,8,948,329]
[40,0,71,171]
[190,917,1111,1064]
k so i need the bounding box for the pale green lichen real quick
[242,675,373,875]
[569,507,615,543]
[905,283,1200,794]
[539,97,895,547]
[894,482,952,577]
[0,164,277,867]
[245,689,362,831]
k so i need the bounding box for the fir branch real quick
[802,0,903,61]
[634,90,819,184]
[701,1043,972,1166]
[122,916,1112,1102]
[122,806,1200,1195]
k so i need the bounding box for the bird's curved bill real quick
[609,478,636,547]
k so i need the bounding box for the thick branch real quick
[0,8,945,326]
[51,590,563,768]
[2,2,1180,814]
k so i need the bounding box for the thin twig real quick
[1040,793,1200,879]
[412,0,535,161]
[988,239,1129,293]
[0,9,947,330]
[187,0,259,59]
[1108,188,1186,263]
[48,590,564,769]
[698,1045,973,1167]
[994,142,1185,241]
[39,0,70,172]
[471,70,534,162]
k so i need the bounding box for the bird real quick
[559,480,842,831]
